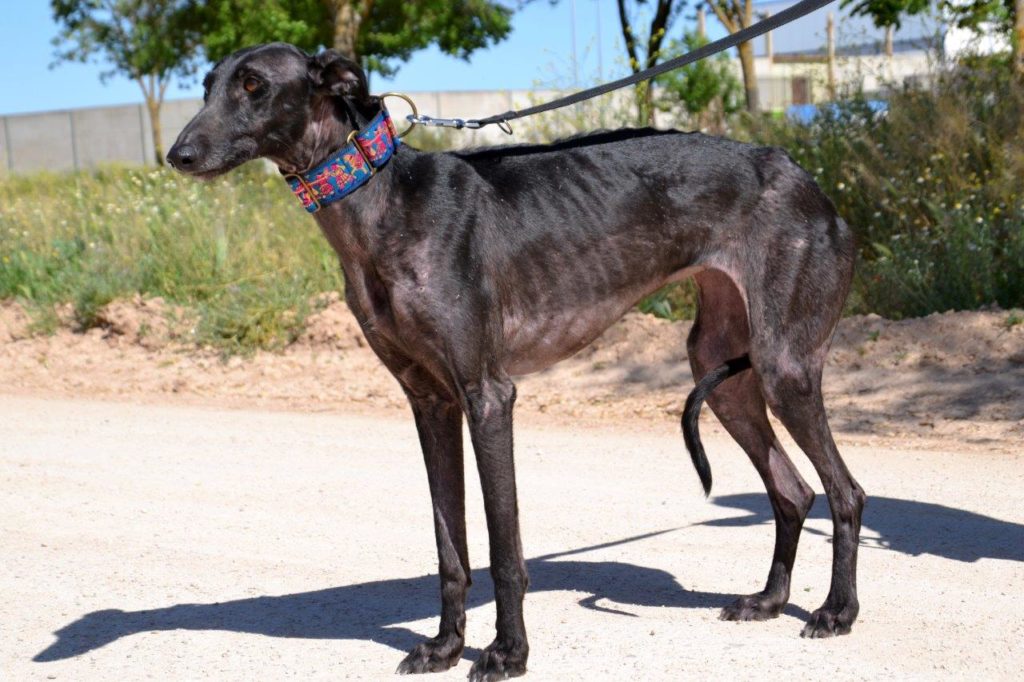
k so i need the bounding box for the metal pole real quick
[570,0,579,87]
[68,111,80,170]
[138,104,148,165]
[827,12,837,99]
[2,116,12,172]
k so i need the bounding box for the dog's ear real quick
[308,50,369,102]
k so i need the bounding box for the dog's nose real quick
[167,143,197,170]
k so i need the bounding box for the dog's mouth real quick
[173,155,250,181]
[185,166,234,181]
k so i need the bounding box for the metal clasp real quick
[405,114,483,130]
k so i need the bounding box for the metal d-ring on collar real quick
[378,92,419,138]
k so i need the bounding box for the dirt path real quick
[2,395,1022,680]
[2,298,1023,453]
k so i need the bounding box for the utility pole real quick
[570,0,579,87]
[826,12,837,99]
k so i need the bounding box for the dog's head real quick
[167,43,376,178]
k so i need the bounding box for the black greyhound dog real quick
[168,43,865,680]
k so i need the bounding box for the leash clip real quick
[406,114,482,130]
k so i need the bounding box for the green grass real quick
[3,61,1022,350]
[740,63,1024,319]
[0,163,343,352]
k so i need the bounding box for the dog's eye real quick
[243,77,262,94]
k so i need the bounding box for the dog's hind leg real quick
[687,269,815,621]
[396,379,471,674]
[754,346,865,637]
[745,204,863,637]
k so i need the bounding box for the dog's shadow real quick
[706,493,1024,564]
[35,529,763,663]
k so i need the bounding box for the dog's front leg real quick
[463,378,529,682]
[397,393,471,675]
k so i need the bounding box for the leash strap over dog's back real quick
[410,0,837,132]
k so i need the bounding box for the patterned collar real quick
[284,108,401,213]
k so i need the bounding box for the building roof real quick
[750,0,945,57]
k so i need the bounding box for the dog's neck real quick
[277,96,409,277]
[272,97,369,175]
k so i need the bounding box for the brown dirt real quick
[2,297,1022,452]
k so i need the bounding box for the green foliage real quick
[199,0,328,61]
[843,0,1015,34]
[655,31,742,131]
[361,0,514,76]
[51,0,202,82]
[51,0,205,164]
[638,280,698,320]
[200,0,515,78]
[742,64,1024,318]
[841,0,931,28]
[0,165,343,352]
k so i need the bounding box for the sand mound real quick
[297,292,366,351]
[94,295,187,350]
[2,293,1022,450]
[0,301,31,343]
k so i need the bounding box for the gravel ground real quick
[2,395,1022,680]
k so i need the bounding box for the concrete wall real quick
[0,92,546,175]
[0,53,930,176]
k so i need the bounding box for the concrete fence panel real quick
[6,111,76,173]
[0,117,10,176]
[71,105,148,168]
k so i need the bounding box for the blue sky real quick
[0,1,737,116]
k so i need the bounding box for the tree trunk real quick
[635,81,656,126]
[146,97,164,166]
[737,40,759,113]
[329,0,361,61]
[1015,0,1024,78]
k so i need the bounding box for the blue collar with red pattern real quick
[284,108,401,213]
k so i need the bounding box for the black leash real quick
[407,0,836,132]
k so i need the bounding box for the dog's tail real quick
[682,355,753,497]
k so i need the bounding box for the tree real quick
[843,0,1024,76]
[615,0,688,125]
[705,0,760,113]
[199,0,328,63]
[200,0,516,78]
[51,0,202,165]
[656,30,742,131]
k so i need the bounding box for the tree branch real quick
[707,1,738,33]
[645,0,673,69]
[617,0,641,72]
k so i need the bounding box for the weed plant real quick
[0,163,342,352]
[742,60,1024,318]
[2,60,1021,352]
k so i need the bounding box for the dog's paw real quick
[396,634,464,675]
[800,602,858,638]
[467,639,528,682]
[719,592,786,622]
